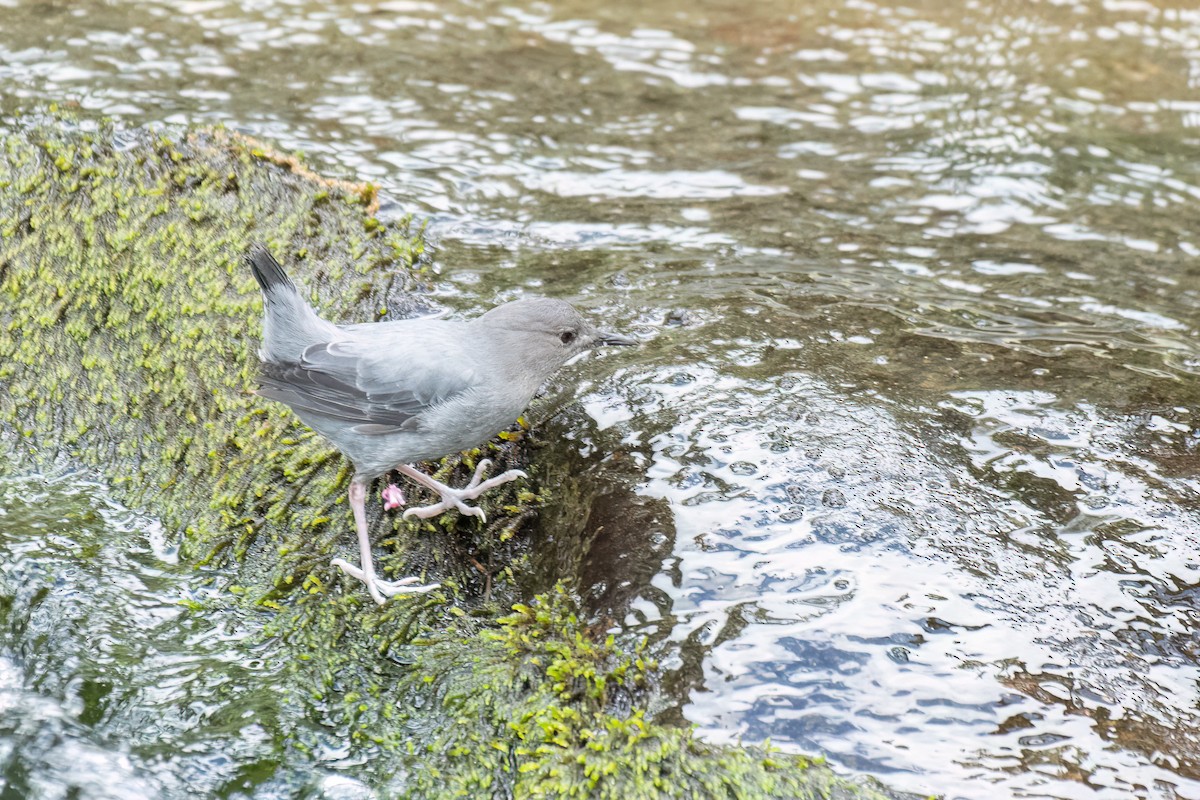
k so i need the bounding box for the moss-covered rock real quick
[376,584,892,800]
[0,113,903,800]
[0,111,535,603]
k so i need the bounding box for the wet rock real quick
[822,488,847,508]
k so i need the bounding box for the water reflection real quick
[4,0,1200,797]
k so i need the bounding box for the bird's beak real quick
[593,330,638,347]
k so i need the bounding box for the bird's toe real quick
[455,501,486,522]
[377,577,441,596]
[402,504,443,520]
[382,483,406,510]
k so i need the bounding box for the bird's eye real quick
[560,331,576,344]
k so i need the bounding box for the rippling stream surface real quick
[3,1,1200,798]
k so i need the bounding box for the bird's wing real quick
[257,322,477,433]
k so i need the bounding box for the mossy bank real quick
[0,113,903,800]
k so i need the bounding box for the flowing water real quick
[3,0,1200,798]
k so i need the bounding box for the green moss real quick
[264,583,891,800]
[385,584,887,800]
[0,113,902,800]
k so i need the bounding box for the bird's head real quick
[476,298,636,379]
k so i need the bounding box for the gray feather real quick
[249,243,339,363]
[246,244,294,294]
[246,244,631,479]
[258,322,479,431]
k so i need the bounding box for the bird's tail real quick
[245,243,338,363]
[247,243,296,295]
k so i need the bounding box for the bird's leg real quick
[397,460,527,524]
[330,478,439,604]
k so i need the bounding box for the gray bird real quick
[247,244,635,604]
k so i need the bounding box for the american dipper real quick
[247,244,635,604]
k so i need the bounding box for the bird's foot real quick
[331,557,440,604]
[402,459,527,524]
[382,483,405,510]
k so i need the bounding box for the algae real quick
[0,113,902,800]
